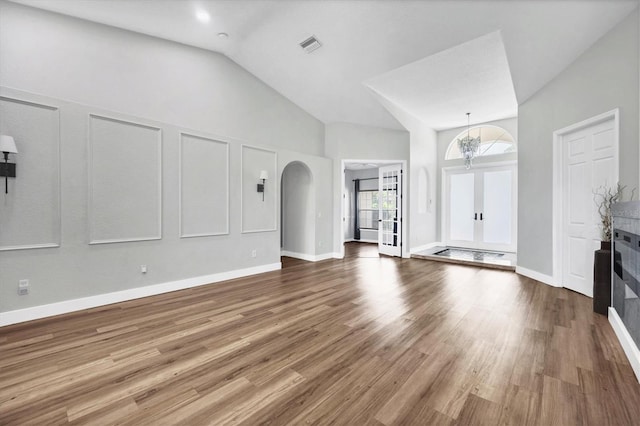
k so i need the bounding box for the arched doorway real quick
[280,161,315,261]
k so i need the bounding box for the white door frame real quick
[441,160,518,252]
[552,109,619,287]
[341,159,409,259]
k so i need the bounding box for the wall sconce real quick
[257,170,268,201]
[0,135,18,194]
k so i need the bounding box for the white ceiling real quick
[365,31,518,130]
[11,0,639,131]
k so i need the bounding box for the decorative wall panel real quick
[88,114,162,244]
[0,96,61,251]
[241,145,277,233]
[180,133,229,237]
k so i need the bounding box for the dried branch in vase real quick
[593,183,636,241]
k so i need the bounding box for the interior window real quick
[445,125,516,160]
[358,190,379,230]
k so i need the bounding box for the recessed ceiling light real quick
[217,32,229,39]
[196,10,210,23]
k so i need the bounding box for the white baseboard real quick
[515,266,559,287]
[609,307,640,383]
[349,239,377,244]
[314,252,335,261]
[333,252,344,259]
[411,242,443,253]
[0,262,282,327]
[280,250,333,262]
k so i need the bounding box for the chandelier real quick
[457,112,481,169]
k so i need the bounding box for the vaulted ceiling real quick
[11,0,639,130]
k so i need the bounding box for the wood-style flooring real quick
[1,242,639,425]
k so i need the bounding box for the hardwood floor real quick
[2,242,639,425]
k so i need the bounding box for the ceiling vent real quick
[299,35,322,53]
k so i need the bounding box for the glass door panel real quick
[445,164,516,252]
[378,165,402,257]
[449,172,475,242]
[482,169,512,245]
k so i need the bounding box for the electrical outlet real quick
[140,265,147,274]
[251,249,257,258]
[18,279,29,296]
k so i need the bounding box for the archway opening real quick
[280,161,315,263]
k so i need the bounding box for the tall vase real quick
[593,241,612,315]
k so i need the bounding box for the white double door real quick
[445,163,517,252]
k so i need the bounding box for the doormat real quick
[433,248,505,261]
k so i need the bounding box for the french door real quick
[444,163,517,252]
[378,164,402,257]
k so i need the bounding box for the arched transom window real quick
[445,125,516,160]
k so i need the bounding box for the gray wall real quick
[0,2,328,314]
[409,124,438,250]
[518,9,639,276]
[0,1,324,156]
[367,92,440,251]
[325,123,410,255]
[436,117,518,241]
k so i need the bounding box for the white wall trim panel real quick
[241,144,278,234]
[0,95,61,251]
[88,113,163,245]
[179,131,230,238]
[609,307,640,383]
[515,266,559,287]
[0,262,282,327]
[0,243,61,251]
